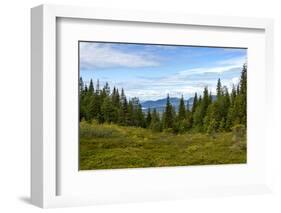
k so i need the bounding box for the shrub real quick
[149,121,163,132]
[232,124,246,143]
[172,119,191,134]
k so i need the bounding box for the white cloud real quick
[80,43,160,69]
[217,56,247,66]
[178,56,246,77]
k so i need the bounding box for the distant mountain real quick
[141,97,193,113]
[141,96,216,113]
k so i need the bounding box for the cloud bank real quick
[80,42,160,69]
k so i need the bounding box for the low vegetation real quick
[80,121,246,170]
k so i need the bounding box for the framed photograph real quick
[31,4,274,208]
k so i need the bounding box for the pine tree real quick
[216,78,222,98]
[231,84,237,103]
[186,100,190,112]
[130,97,142,126]
[79,77,84,93]
[209,92,213,104]
[119,88,128,125]
[185,100,192,130]
[146,108,152,127]
[95,79,100,95]
[163,94,174,128]
[101,97,114,123]
[126,100,134,126]
[202,87,210,117]
[178,95,186,120]
[240,64,247,96]
[84,85,88,93]
[240,64,247,126]
[79,77,85,120]
[103,82,110,96]
[227,64,247,127]
[89,79,94,94]
[192,92,198,113]
[150,108,162,132]
[136,103,145,127]
[112,88,120,108]
[193,95,204,131]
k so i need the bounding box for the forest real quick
[79,64,247,135]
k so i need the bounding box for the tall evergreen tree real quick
[231,84,237,103]
[192,92,198,113]
[178,95,186,120]
[216,78,222,98]
[95,79,100,95]
[103,82,110,96]
[79,77,84,93]
[240,64,247,126]
[101,96,114,123]
[146,108,152,127]
[150,108,162,132]
[119,88,128,125]
[89,79,94,94]
[186,100,190,112]
[202,87,210,116]
[163,94,174,128]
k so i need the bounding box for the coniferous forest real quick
[79,64,247,170]
[80,64,246,134]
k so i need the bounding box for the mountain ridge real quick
[141,96,216,113]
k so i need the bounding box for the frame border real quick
[31,4,274,208]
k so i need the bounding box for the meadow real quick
[79,121,246,170]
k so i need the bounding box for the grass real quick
[79,121,247,170]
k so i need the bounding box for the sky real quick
[80,41,247,101]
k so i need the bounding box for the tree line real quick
[80,64,247,134]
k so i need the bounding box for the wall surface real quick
[0,0,281,212]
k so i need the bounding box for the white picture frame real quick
[31,4,274,208]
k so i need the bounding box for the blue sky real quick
[80,41,247,101]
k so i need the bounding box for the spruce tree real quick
[127,100,134,126]
[95,79,100,94]
[216,78,222,98]
[240,64,247,126]
[79,77,84,93]
[163,94,174,128]
[89,79,94,94]
[146,108,152,127]
[101,97,114,123]
[202,87,210,117]
[119,88,128,125]
[103,82,110,96]
[178,95,186,120]
[192,92,198,113]
[193,95,204,131]
[150,108,162,132]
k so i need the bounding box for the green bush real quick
[171,119,192,134]
[149,121,163,132]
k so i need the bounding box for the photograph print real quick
[79,41,247,170]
